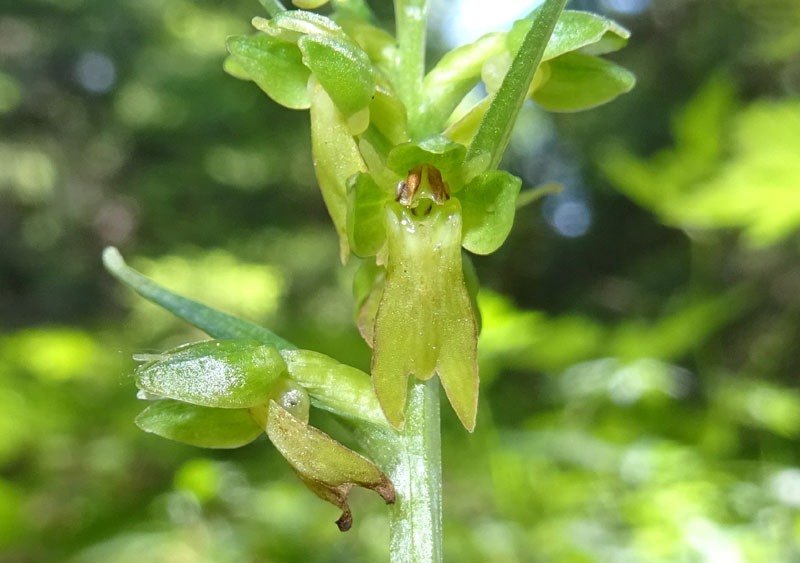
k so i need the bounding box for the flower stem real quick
[388,379,443,562]
[353,379,443,562]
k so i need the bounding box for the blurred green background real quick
[2,0,800,561]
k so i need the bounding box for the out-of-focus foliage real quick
[3,0,800,561]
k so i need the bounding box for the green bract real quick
[134,340,287,408]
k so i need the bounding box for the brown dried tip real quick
[336,508,353,532]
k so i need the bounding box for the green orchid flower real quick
[223,3,633,431]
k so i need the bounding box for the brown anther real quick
[395,165,423,206]
[426,166,450,203]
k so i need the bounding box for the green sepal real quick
[226,35,310,110]
[533,52,635,112]
[347,173,391,257]
[386,136,467,177]
[102,247,294,350]
[281,349,389,427]
[265,401,395,531]
[369,86,408,145]
[299,34,376,116]
[308,76,368,262]
[134,340,287,408]
[507,9,630,60]
[372,200,479,431]
[461,253,482,335]
[292,0,329,8]
[334,16,397,72]
[253,11,343,43]
[352,258,385,345]
[135,400,263,449]
[419,32,506,133]
[222,56,252,81]
[459,170,523,254]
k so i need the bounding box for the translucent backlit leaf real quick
[226,35,310,110]
[533,52,635,112]
[507,9,630,60]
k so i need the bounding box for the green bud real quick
[135,400,263,449]
[134,340,287,409]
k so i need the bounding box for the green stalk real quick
[394,0,428,139]
[352,379,443,563]
[385,1,442,560]
[467,0,567,169]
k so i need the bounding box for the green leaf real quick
[134,340,287,408]
[533,52,635,112]
[253,11,343,43]
[386,136,467,177]
[419,32,506,133]
[507,9,630,60]
[347,173,391,257]
[467,0,567,170]
[281,349,389,427]
[308,76,368,262]
[102,247,295,350]
[266,401,395,531]
[372,200,479,431]
[459,170,522,255]
[299,34,376,116]
[226,35,310,110]
[135,400,263,448]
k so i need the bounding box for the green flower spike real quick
[371,168,479,431]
